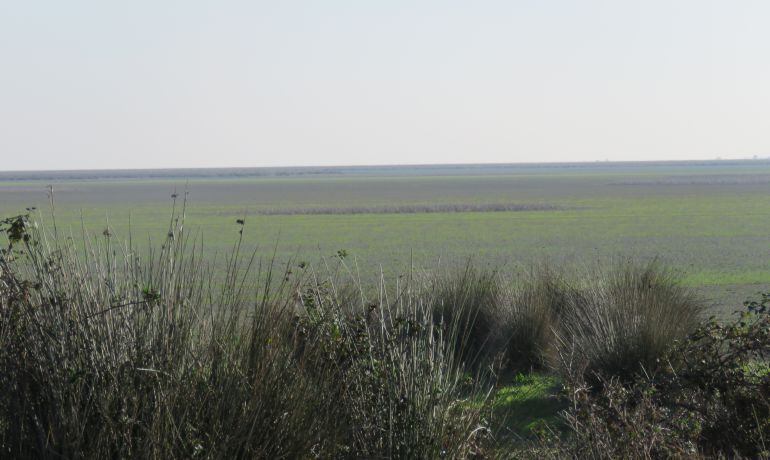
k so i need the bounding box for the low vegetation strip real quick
[609,173,770,185]
[247,203,569,216]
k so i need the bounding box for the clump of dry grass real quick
[553,261,704,383]
[504,266,579,371]
[429,264,510,370]
[424,260,702,383]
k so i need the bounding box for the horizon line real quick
[1,156,768,175]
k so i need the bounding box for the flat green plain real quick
[2,161,770,315]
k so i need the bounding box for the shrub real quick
[0,213,345,458]
[552,299,770,458]
[554,261,704,382]
[299,278,492,458]
[553,376,700,458]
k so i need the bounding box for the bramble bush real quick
[553,298,770,458]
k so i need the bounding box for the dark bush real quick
[553,298,770,458]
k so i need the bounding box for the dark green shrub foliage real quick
[555,300,770,458]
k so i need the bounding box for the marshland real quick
[2,162,770,458]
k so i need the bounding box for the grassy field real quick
[2,160,770,314]
[3,168,769,457]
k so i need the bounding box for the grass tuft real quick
[554,260,704,382]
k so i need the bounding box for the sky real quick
[1,1,769,171]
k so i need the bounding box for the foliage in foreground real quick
[429,264,508,371]
[431,260,704,383]
[553,261,705,383]
[0,212,490,458]
[550,301,770,459]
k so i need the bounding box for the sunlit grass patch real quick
[681,270,770,287]
[492,374,565,441]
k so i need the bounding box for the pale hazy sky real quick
[1,1,768,171]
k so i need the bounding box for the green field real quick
[2,160,770,314]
